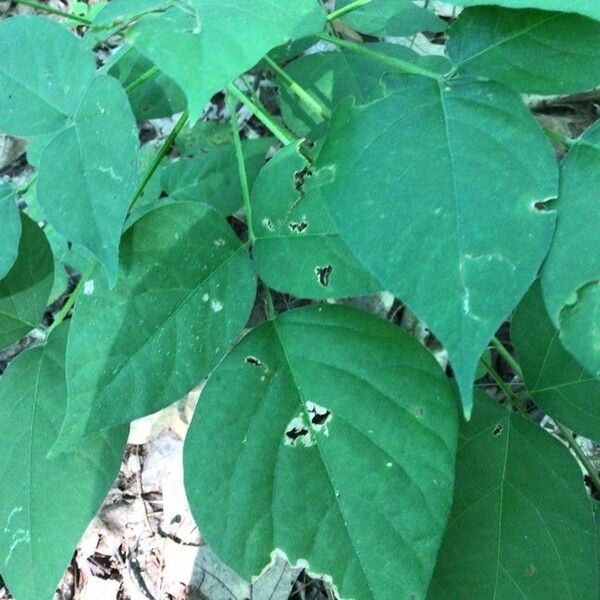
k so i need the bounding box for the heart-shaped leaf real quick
[185,304,458,600]
[315,76,557,415]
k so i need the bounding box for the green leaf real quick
[162,137,273,216]
[54,202,256,452]
[0,184,21,280]
[0,16,96,137]
[447,0,600,22]
[107,45,186,121]
[0,324,127,600]
[175,120,233,156]
[252,142,379,298]
[338,0,446,36]
[279,45,426,139]
[184,304,458,600]
[0,214,54,350]
[429,390,597,599]
[512,280,600,440]
[38,74,139,286]
[448,7,600,94]
[315,77,557,415]
[119,0,327,123]
[541,121,600,378]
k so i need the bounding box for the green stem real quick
[125,66,160,93]
[13,0,92,24]
[226,93,255,243]
[555,422,600,492]
[263,55,331,121]
[481,357,527,414]
[318,33,441,81]
[47,261,96,335]
[226,83,296,146]
[262,283,276,320]
[128,110,189,212]
[491,336,523,378]
[327,0,373,22]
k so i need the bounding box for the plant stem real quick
[263,55,331,121]
[262,283,276,320]
[326,0,372,22]
[555,422,600,492]
[226,83,296,146]
[128,110,189,212]
[125,66,160,93]
[47,261,96,335]
[226,93,255,243]
[318,33,441,80]
[491,336,523,378]
[481,357,527,414]
[13,0,92,24]
[543,127,576,149]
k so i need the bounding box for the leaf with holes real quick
[185,304,458,600]
[109,0,326,123]
[252,142,379,298]
[53,202,256,453]
[0,16,96,137]
[162,137,273,216]
[512,280,600,440]
[0,184,21,280]
[315,76,557,415]
[38,74,139,286]
[338,0,446,37]
[0,214,53,351]
[429,390,597,599]
[0,324,127,600]
[541,120,600,378]
[447,7,600,94]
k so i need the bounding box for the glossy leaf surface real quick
[0,184,21,280]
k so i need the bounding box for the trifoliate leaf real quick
[185,304,458,600]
